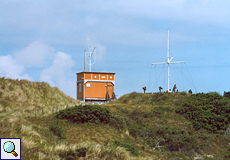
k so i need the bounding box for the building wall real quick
[77,73,84,81]
[77,82,84,100]
[107,74,114,81]
[77,72,115,101]
[85,82,114,99]
[84,73,91,80]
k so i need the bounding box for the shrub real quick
[175,92,230,133]
[224,91,230,99]
[49,122,66,139]
[55,104,130,130]
[55,105,112,124]
[151,126,200,154]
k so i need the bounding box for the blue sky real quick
[1,0,230,98]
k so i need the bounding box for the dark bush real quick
[224,91,230,99]
[175,92,230,133]
[55,105,112,124]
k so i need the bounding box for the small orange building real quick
[76,71,116,102]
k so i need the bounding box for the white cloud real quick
[0,55,32,80]
[0,41,76,98]
[40,51,75,97]
[13,41,55,67]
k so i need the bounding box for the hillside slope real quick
[0,77,79,114]
[1,77,230,159]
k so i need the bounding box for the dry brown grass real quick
[0,77,80,114]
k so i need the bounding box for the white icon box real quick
[0,138,21,160]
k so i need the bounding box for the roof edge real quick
[76,71,116,75]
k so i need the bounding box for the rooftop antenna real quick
[151,29,185,92]
[84,46,96,72]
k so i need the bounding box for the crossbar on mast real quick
[85,46,96,72]
[151,29,185,92]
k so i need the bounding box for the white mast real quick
[85,46,96,72]
[152,29,185,92]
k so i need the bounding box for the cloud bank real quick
[0,55,32,80]
[40,51,75,98]
[0,41,76,98]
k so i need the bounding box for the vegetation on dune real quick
[176,92,230,133]
[105,140,140,156]
[111,92,230,159]
[55,105,113,124]
[0,77,79,114]
[55,104,128,131]
[0,77,135,160]
[49,121,67,139]
[2,77,230,159]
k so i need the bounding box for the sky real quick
[1,0,230,99]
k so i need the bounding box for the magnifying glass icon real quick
[3,141,18,157]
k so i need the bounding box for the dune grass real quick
[1,77,230,159]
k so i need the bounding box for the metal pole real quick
[151,29,185,93]
[89,46,91,72]
[168,63,170,92]
[167,29,170,92]
[84,49,86,72]
[84,74,85,103]
[35,109,37,117]
[167,29,169,59]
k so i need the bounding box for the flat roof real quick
[76,71,116,75]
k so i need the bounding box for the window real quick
[79,84,82,92]
[86,83,91,87]
[110,76,112,79]
[94,75,97,78]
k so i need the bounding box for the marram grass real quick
[2,77,230,159]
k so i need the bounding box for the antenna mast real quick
[84,46,96,72]
[152,29,185,92]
